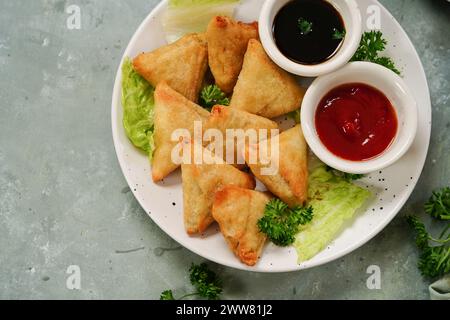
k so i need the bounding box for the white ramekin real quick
[301,62,418,174]
[259,0,362,77]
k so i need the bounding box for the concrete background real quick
[0,0,449,299]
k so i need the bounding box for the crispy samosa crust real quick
[204,105,279,165]
[212,186,271,266]
[133,34,208,102]
[230,39,306,118]
[207,105,278,132]
[246,125,308,207]
[182,145,256,235]
[206,16,259,94]
[152,83,210,182]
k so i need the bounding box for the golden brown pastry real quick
[204,105,279,165]
[152,82,210,182]
[206,16,259,94]
[230,39,306,118]
[212,186,271,266]
[182,144,256,235]
[245,125,308,207]
[133,34,208,102]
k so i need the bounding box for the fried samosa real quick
[212,186,271,266]
[152,83,210,182]
[245,125,308,207]
[204,105,279,165]
[230,39,306,118]
[182,143,256,235]
[133,34,208,102]
[206,16,259,94]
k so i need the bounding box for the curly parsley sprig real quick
[189,263,222,300]
[297,17,313,35]
[351,31,401,75]
[425,187,450,220]
[258,199,313,247]
[199,85,230,111]
[326,166,365,182]
[160,290,175,300]
[332,28,346,40]
[160,263,222,300]
[407,216,450,278]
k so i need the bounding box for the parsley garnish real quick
[332,28,346,40]
[326,166,365,182]
[189,263,222,300]
[199,85,230,111]
[287,109,300,124]
[351,31,401,75]
[407,216,450,278]
[297,17,313,35]
[425,187,450,220]
[160,263,222,300]
[343,173,365,181]
[160,290,175,300]
[258,199,313,247]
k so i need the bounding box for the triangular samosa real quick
[204,105,279,165]
[133,34,208,102]
[206,16,259,94]
[212,186,271,266]
[182,143,256,235]
[245,125,308,207]
[230,39,306,118]
[152,82,210,182]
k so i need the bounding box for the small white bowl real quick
[259,0,362,77]
[301,62,418,174]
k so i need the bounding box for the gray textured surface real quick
[0,0,449,300]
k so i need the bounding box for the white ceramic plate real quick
[111,0,431,272]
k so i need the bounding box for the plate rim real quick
[111,0,432,273]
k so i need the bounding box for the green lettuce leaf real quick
[294,166,371,262]
[121,58,155,160]
[163,0,240,43]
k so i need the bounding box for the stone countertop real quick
[0,0,448,299]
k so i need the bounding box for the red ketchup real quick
[315,83,398,161]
